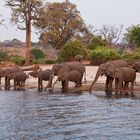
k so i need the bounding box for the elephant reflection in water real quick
[89,60,132,94]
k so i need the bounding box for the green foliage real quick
[90,46,121,61]
[0,51,9,61]
[87,36,107,49]
[58,40,87,61]
[35,1,89,49]
[122,49,140,63]
[124,25,140,48]
[32,58,56,64]
[31,48,46,60]
[10,55,25,66]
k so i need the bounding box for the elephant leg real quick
[115,78,119,94]
[47,76,53,88]
[61,81,65,92]
[130,82,134,94]
[106,77,113,94]
[64,80,68,92]
[105,76,110,93]
[118,79,123,94]
[40,80,43,92]
[5,77,8,90]
[124,82,129,94]
[79,75,83,87]
[38,78,42,92]
[14,79,16,90]
[7,78,11,90]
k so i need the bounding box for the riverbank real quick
[24,64,140,94]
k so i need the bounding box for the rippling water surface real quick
[0,90,140,140]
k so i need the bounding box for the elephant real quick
[89,59,129,94]
[52,70,82,92]
[75,55,83,62]
[28,69,53,92]
[46,61,86,90]
[0,66,22,90]
[105,66,136,94]
[132,61,140,72]
[7,71,27,90]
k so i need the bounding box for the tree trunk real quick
[25,22,31,65]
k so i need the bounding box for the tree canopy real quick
[124,24,140,48]
[34,0,91,49]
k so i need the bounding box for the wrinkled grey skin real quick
[52,70,82,92]
[89,60,129,94]
[46,61,86,90]
[105,66,136,94]
[28,69,53,92]
[7,71,27,90]
[0,66,22,90]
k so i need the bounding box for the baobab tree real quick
[6,0,43,65]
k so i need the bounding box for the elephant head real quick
[132,61,140,72]
[89,63,109,93]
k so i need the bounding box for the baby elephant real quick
[52,70,82,92]
[7,71,27,90]
[28,69,53,92]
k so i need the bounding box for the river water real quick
[0,90,140,140]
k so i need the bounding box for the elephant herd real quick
[0,59,140,94]
[0,61,86,92]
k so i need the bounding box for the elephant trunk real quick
[51,78,59,92]
[89,70,101,93]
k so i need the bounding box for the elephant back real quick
[108,60,128,67]
[65,61,85,74]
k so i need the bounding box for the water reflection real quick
[0,90,140,140]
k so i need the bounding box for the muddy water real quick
[0,90,140,140]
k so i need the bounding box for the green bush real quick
[87,36,107,50]
[31,48,46,60]
[90,46,121,64]
[58,40,87,61]
[32,58,57,64]
[122,49,140,64]
[10,55,25,66]
[0,51,9,61]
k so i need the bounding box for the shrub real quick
[87,36,107,50]
[58,40,87,61]
[31,58,57,64]
[31,48,46,60]
[0,51,9,61]
[90,46,121,65]
[10,55,25,66]
[122,49,140,64]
